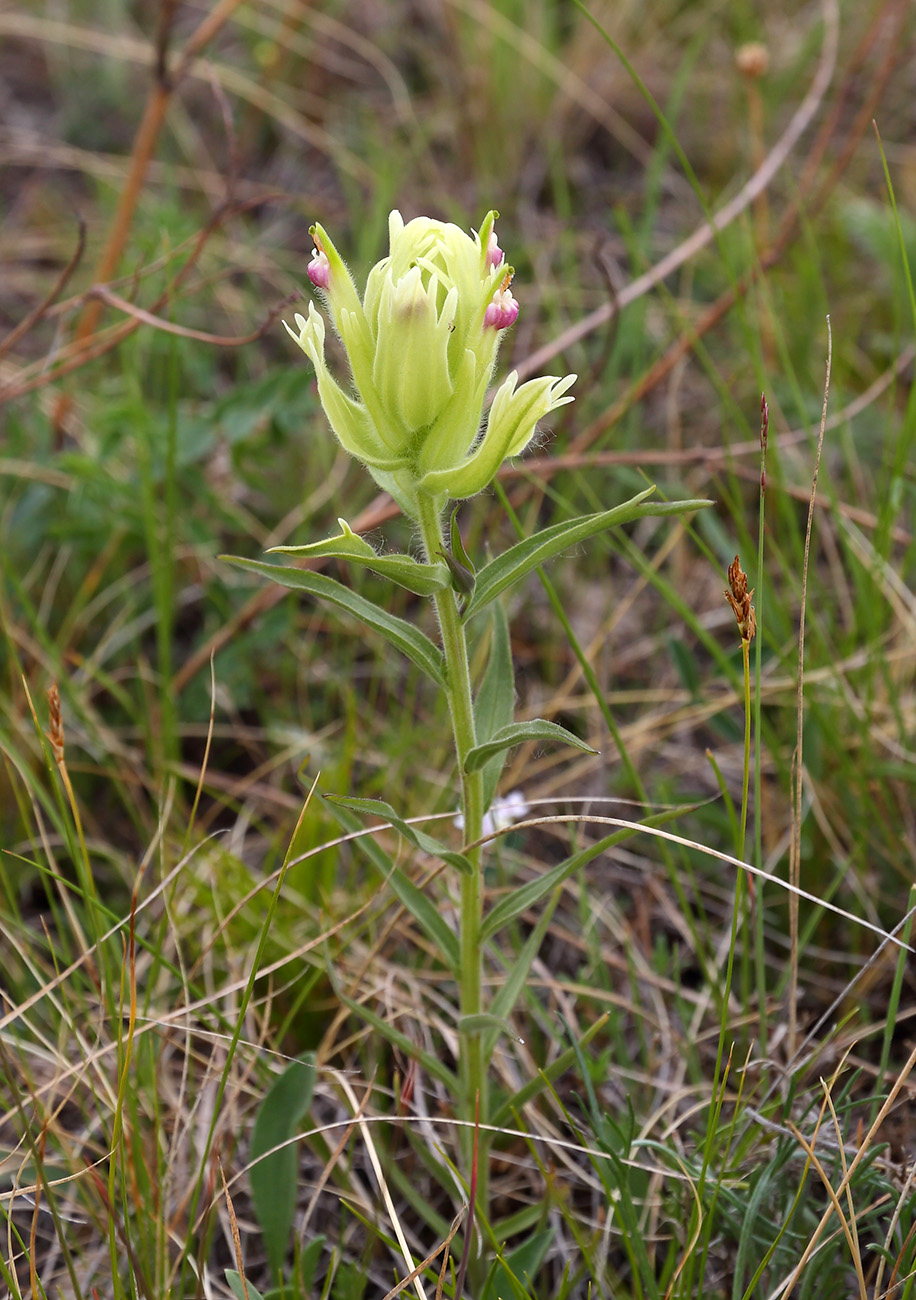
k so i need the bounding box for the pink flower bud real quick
[307,244,330,290]
[486,230,504,268]
[484,274,519,329]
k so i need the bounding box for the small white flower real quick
[454,789,530,836]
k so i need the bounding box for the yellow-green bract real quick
[285,210,575,517]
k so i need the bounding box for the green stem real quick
[754,420,768,1057]
[739,635,752,1043]
[417,494,489,1240]
[739,637,751,862]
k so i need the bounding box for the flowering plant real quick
[226,209,709,1283]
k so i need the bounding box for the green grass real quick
[2,0,916,1297]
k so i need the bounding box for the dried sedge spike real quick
[47,683,65,763]
[725,555,757,641]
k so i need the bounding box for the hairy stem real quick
[417,494,489,1254]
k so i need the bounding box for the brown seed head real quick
[47,683,65,763]
[736,42,769,79]
[725,555,757,641]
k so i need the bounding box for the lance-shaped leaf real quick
[222,556,445,685]
[481,1230,555,1300]
[268,518,450,596]
[449,506,476,579]
[335,991,459,1091]
[458,1013,520,1040]
[326,794,473,877]
[462,490,714,620]
[323,795,460,971]
[464,719,597,773]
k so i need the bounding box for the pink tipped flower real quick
[286,208,574,511]
[486,230,504,268]
[484,273,519,329]
[307,241,331,290]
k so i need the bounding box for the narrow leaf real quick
[322,796,460,970]
[268,519,450,595]
[463,492,714,619]
[449,505,476,578]
[465,719,597,773]
[222,557,445,685]
[327,794,472,876]
[337,992,460,1091]
[439,546,476,596]
[249,1055,316,1279]
[298,1236,327,1294]
[473,601,515,813]
[440,506,476,596]
[458,1013,521,1040]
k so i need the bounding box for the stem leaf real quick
[462,490,714,619]
[336,991,460,1091]
[222,557,446,685]
[490,1013,610,1128]
[464,719,597,773]
[327,794,473,877]
[322,796,462,969]
[481,1230,555,1300]
[268,518,451,595]
[458,1012,520,1040]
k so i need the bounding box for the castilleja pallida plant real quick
[227,210,709,1283]
[284,211,576,516]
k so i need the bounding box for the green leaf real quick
[322,796,461,970]
[465,719,597,773]
[327,795,472,876]
[439,506,476,596]
[439,545,476,596]
[226,1271,266,1300]
[330,1259,369,1300]
[482,1229,554,1300]
[462,490,714,619]
[458,1012,520,1039]
[450,506,476,578]
[268,518,450,595]
[222,557,445,685]
[473,601,515,813]
[249,1055,316,1280]
[481,805,693,941]
[297,1236,327,1294]
[336,991,460,1092]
